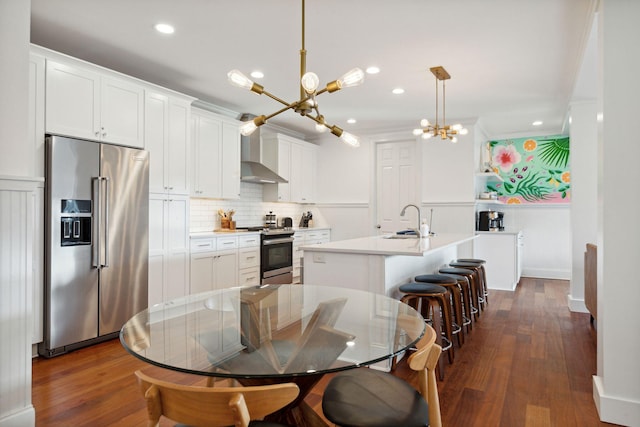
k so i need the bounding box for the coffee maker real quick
[477,210,504,231]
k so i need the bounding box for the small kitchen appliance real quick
[280,217,293,229]
[477,210,504,231]
[265,211,277,228]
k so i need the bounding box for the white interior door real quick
[375,141,418,234]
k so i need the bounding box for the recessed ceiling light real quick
[532,120,543,126]
[154,23,175,34]
[366,66,380,74]
[347,118,357,124]
[392,88,405,95]
[250,71,264,79]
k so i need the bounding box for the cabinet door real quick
[290,142,303,203]
[29,53,46,178]
[145,93,169,193]
[277,140,291,201]
[300,144,316,203]
[221,121,241,199]
[168,100,190,195]
[190,253,215,294]
[193,114,222,197]
[166,251,188,300]
[167,197,188,252]
[215,251,238,290]
[148,253,165,306]
[149,195,167,255]
[45,60,100,140]
[100,77,144,147]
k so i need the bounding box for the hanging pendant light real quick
[227,0,364,147]
[412,66,468,143]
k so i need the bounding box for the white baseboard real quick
[521,268,571,280]
[593,376,640,427]
[567,295,588,313]
[0,406,35,427]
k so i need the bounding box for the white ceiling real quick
[30,0,597,140]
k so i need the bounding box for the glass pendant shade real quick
[420,118,430,127]
[228,69,254,90]
[301,72,320,93]
[239,121,258,136]
[341,131,360,147]
[338,68,365,88]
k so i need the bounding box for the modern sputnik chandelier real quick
[413,66,468,143]
[227,0,364,147]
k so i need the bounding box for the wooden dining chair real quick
[322,324,443,427]
[135,370,299,427]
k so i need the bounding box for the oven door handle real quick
[262,237,294,245]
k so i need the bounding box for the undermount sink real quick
[383,234,418,239]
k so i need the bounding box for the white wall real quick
[568,101,598,311]
[0,1,36,426]
[0,0,31,177]
[593,1,640,424]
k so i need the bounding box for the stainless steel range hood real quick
[240,115,287,184]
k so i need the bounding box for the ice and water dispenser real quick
[60,199,92,246]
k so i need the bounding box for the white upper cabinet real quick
[263,133,317,203]
[45,59,144,148]
[191,108,241,200]
[145,91,192,195]
[221,121,241,199]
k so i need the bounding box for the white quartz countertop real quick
[475,229,522,235]
[299,233,477,257]
[190,227,331,239]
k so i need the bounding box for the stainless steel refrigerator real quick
[39,134,149,357]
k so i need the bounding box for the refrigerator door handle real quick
[103,177,110,267]
[92,177,101,268]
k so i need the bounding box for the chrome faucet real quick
[400,204,421,238]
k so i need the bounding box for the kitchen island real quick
[301,233,477,297]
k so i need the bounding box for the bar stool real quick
[399,280,455,365]
[449,261,486,311]
[438,267,480,322]
[436,272,473,334]
[414,274,464,347]
[455,258,489,305]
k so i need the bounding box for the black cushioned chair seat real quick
[399,282,447,294]
[414,274,458,285]
[450,261,481,268]
[322,368,429,427]
[438,267,475,275]
[455,258,485,264]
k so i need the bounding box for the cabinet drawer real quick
[190,238,216,252]
[216,236,238,251]
[239,247,260,269]
[239,233,260,248]
[239,267,260,287]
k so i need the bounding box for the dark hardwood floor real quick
[32,277,619,426]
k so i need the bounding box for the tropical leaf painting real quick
[485,135,570,204]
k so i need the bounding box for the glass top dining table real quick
[120,284,425,379]
[120,284,425,426]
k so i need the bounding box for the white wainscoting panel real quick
[0,177,38,427]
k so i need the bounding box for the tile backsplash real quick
[189,182,323,232]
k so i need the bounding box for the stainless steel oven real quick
[261,229,294,285]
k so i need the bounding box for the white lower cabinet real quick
[190,236,239,293]
[148,194,189,306]
[293,228,331,284]
[473,231,523,291]
[238,234,260,287]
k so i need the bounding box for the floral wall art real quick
[484,135,570,204]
